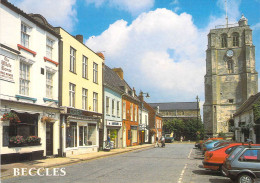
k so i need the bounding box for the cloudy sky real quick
[10,0,260,107]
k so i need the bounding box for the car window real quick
[209,144,229,151]
[227,146,243,160]
[239,149,260,162]
[225,146,236,154]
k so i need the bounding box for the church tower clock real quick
[203,15,258,136]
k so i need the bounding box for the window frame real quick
[232,33,239,47]
[21,23,30,48]
[46,38,54,59]
[112,99,115,116]
[93,92,98,112]
[69,83,76,108]
[221,34,227,48]
[123,101,126,119]
[82,88,88,110]
[93,62,98,84]
[82,55,88,79]
[46,71,53,98]
[117,101,120,117]
[19,62,30,96]
[106,97,110,115]
[70,47,76,73]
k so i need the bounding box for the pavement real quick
[0,143,154,180]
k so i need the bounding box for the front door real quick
[46,123,53,156]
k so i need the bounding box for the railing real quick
[215,23,239,29]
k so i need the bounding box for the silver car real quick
[222,145,260,183]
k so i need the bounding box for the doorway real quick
[46,123,53,156]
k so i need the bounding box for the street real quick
[2,144,231,183]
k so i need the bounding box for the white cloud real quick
[252,22,260,31]
[9,0,77,31]
[86,9,206,102]
[85,0,154,15]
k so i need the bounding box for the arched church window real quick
[232,32,239,47]
[221,34,227,48]
[227,59,234,73]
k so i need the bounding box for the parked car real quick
[203,140,224,153]
[203,142,249,174]
[198,137,224,149]
[222,145,260,183]
[165,134,174,143]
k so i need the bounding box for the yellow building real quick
[55,28,104,156]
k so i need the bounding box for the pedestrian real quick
[155,136,159,147]
[180,136,183,142]
[161,136,165,148]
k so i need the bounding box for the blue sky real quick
[10,0,260,107]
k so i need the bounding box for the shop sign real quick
[69,109,83,116]
[0,55,14,82]
[107,121,122,126]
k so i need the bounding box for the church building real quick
[203,15,258,136]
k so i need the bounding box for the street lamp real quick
[196,95,200,129]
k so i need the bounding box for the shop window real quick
[3,126,9,147]
[66,122,77,148]
[132,129,137,143]
[8,113,38,144]
[88,124,96,145]
[79,126,88,146]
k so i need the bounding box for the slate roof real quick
[233,92,260,116]
[103,65,125,93]
[148,102,198,111]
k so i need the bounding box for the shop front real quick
[0,100,60,164]
[106,120,122,149]
[61,107,101,157]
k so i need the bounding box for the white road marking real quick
[178,149,193,183]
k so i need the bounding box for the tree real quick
[163,118,204,141]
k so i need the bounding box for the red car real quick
[203,143,259,174]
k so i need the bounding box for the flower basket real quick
[1,112,21,123]
[9,136,25,146]
[26,136,41,145]
[41,116,54,123]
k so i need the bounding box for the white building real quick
[0,0,60,163]
[139,106,149,143]
[233,93,260,144]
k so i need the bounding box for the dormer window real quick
[232,33,239,47]
[221,34,227,48]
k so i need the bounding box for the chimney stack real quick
[75,35,83,43]
[96,52,105,60]
[113,68,124,80]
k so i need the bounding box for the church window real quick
[227,60,234,73]
[232,33,239,47]
[221,34,227,48]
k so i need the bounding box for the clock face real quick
[226,50,234,57]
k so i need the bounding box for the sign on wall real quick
[0,55,14,82]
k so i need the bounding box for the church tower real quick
[203,15,258,136]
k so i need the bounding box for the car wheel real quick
[219,165,225,176]
[238,174,254,183]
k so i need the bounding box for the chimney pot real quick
[75,35,83,43]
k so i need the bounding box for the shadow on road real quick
[209,178,232,183]
[192,170,222,177]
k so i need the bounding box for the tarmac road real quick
[1,143,231,183]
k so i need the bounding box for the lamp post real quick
[139,91,150,144]
[196,95,200,129]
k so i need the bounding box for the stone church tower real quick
[203,15,258,136]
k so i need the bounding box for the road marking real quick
[178,163,187,183]
[188,148,193,159]
[178,149,193,183]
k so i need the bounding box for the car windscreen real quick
[209,143,229,151]
[227,146,244,160]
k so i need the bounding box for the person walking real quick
[155,136,159,147]
[161,136,165,148]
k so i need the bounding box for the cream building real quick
[55,27,104,156]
